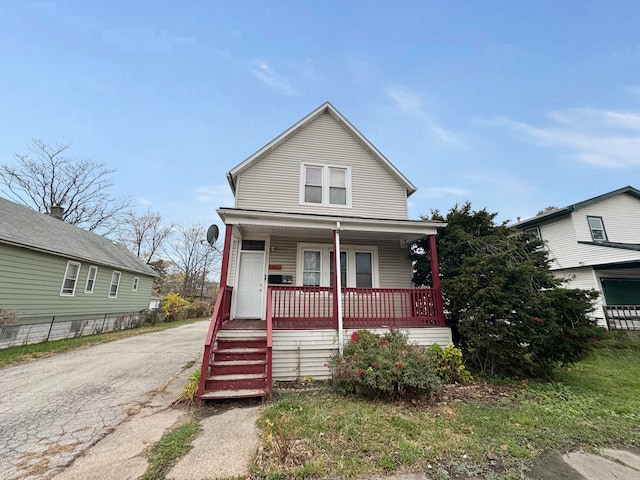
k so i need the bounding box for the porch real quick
[197,210,449,401]
[197,283,450,400]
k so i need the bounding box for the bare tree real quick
[0,138,132,233]
[118,209,173,263]
[167,224,221,298]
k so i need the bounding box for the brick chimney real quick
[49,205,64,220]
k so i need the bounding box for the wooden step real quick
[211,359,266,375]
[213,347,266,362]
[200,388,266,400]
[205,373,266,391]
[215,338,267,350]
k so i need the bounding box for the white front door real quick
[235,251,265,318]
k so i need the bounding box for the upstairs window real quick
[523,226,542,241]
[301,164,351,207]
[60,261,81,296]
[109,271,121,298]
[85,266,98,293]
[587,216,607,241]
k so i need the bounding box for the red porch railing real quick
[269,286,335,329]
[197,285,233,400]
[269,286,444,329]
[266,287,274,397]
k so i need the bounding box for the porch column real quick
[334,225,344,355]
[428,235,445,327]
[219,224,233,290]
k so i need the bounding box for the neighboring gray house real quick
[513,186,640,329]
[0,197,156,343]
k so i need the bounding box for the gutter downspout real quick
[335,222,344,355]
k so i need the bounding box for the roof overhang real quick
[218,208,445,247]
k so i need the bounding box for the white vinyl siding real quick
[85,265,98,293]
[574,193,640,244]
[109,271,121,298]
[258,235,414,289]
[60,261,81,296]
[235,112,409,219]
[271,328,452,380]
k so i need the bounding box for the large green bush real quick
[329,328,441,399]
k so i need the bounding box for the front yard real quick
[255,334,640,479]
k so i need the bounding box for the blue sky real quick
[1,0,639,230]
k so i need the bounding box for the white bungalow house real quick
[513,186,640,330]
[198,102,450,400]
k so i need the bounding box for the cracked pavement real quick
[0,320,209,480]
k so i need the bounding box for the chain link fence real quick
[0,311,147,349]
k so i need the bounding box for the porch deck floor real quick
[221,319,266,330]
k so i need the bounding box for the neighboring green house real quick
[0,197,156,345]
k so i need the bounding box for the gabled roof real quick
[226,101,417,197]
[0,197,157,276]
[513,186,640,229]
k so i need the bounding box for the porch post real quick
[219,224,233,290]
[428,234,445,327]
[334,224,344,355]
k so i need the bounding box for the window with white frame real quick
[298,244,378,287]
[587,216,607,241]
[85,265,98,293]
[60,261,81,296]
[132,277,139,291]
[109,271,121,298]
[523,226,541,241]
[301,164,351,207]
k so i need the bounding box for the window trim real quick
[132,277,139,292]
[299,163,352,208]
[523,226,542,241]
[296,243,378,287]
[587,216,608,242]
[84,265,98,294]
[108,271,121,298]
[60,260,81,296]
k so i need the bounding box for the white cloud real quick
[418,187,472,198]
[386,85,464,146]
[250,61,299,96]
[494,108,640,168]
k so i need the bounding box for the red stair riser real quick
[211,364,266,375]
[205,378,266,390]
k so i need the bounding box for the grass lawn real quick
[256,334,640,479]
[0,317,206,368]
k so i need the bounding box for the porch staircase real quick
[199,327,269,400]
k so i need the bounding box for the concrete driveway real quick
[0,320,209,480]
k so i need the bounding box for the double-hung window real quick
[60,261,81,296]
[299,244,377,287]
[523,226,541,241]
[85,266,98,293]
[587,216,607,241]
[301,164,351,207]
[109,271,121,298]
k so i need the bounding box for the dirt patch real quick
[437,381,524,405]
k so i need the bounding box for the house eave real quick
[218,208,445,239]
[0,238,158,277]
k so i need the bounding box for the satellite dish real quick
[206,224,219,246]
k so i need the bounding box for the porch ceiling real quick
[218,208,443,245]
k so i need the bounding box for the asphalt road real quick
[0,320,209,480]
